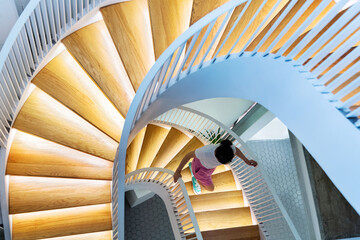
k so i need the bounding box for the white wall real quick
[0,0,19,49]
[184,97,254,127]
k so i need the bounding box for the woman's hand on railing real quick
[248,160,258,167]
[173,169,182,183]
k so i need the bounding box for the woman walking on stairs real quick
[173,140,258,194]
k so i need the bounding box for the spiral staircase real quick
[1,0,360,239]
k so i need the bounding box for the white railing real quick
[152,106,302,240]
[125,168,203,240]
[128,0,360,134]
[117,0,360,237]
[0,0,105,147]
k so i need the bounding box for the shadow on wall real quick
[303,149,360,240]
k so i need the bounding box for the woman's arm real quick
[235,147,257,167]
[174,151,196,182]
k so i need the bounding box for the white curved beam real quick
[132,54,360,214]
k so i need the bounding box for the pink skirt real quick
[191,158,216,187]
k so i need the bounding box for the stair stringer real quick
[129,54,360,214]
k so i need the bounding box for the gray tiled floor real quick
[125,194,175,240]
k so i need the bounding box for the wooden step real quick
[190,190,244,212]
[11,204,112,240]
[185,170,237,196]
[165,137,204,172]
[101,0,155,91]
[201,225,260,240]
[41,231,112,240]
[181,164,227,183]
[6,130,113,180]
[9,176,111,214]
[150,128,191,168]
[214,0,288,57]
[195,208,253,232]
[136,124,170,169]
[184,0,232,67]
[148,0,193,59]
[62,21,135,117]
[13,87,118,161]
[32,50,124,142]
[126,126,147,174]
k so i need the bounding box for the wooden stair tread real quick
[13,87,118,161]
[136,124,170,169]
[11,204,112,240]
[7,131,113,180]
[62,21,135,117]
[165,137,204,172]
[181,164,227,183]
[126,126,147,174]
[186,170,237,196]
[32,50,124,142]
[101,0,155,91]
[150,128,191,168]
[184,0,232,67]
[190,190,244,212]
[214,0,288,57]
[201,225,260,240]
[148,0,193,60]
[41,231,112,240]
[9,176,111,214]
[195,207,253,232]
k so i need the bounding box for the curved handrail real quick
[152,107,302,240]
[116,2,360,236]
[0,0,107,147]
[125,167,203,240]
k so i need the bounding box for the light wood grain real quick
[148,0,193,60]
[7,131,112,180]
[201,225,260,240]
[13,88,118,161]
[150,128,190,168]
[190,190,244,212]
[12,204,112,240]
[292,7,346,60]
[62,21,135,117]
[214,0,288,57]
[195,207,253,231]
[165,137,204,171]
[185,170,236,196]
[184,0,232,67]
[41,231,112,240]
[9,176,111,214]
[246,0,315,53]
[136,124,170,169]
[33,50,124,142]
[181,164,227,183]
[101,0,155,91]
[126,126,146,174]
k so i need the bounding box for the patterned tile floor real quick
[125,194,175,240]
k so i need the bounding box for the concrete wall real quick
[303,149,360,239]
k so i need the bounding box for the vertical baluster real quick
[8,51,26,90]
[41,0,54,47]
[30,12,44,59]
[24,21,39,65]
[213,0,253,59]
[164,44,186,88]
[174,31,201,81]
[47,0,59,42]
[17,32,32,76]
[226,0,267,57]
[35,5,49,53]
[186,20,216,73]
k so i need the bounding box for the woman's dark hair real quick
[215,140,234,164]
